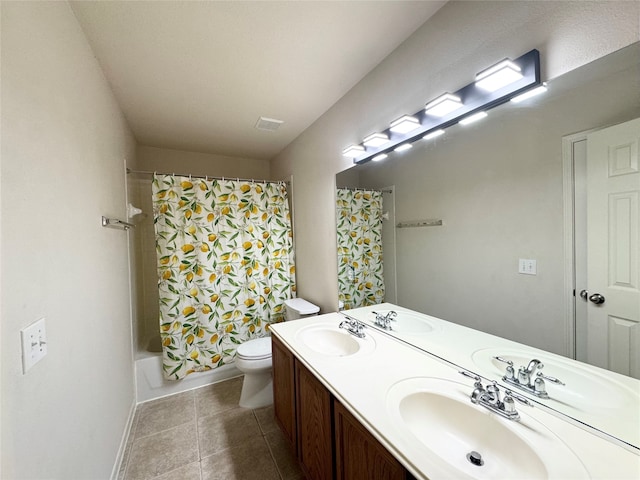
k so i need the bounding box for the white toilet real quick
[235,298,319,408]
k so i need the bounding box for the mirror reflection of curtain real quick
[336,188,385,309]
[152,175,296,380]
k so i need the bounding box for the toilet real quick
[235,298,319,408]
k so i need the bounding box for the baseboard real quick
[110,399,137,480]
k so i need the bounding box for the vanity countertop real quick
[270,308,640,480]
[345,303,640,449]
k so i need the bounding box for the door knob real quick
[579,289,588,301]
[588,293,605,305]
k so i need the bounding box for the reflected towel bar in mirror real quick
[396,220,443,228]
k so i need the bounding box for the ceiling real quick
[70,1,446,161]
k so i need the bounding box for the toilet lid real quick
[284,297,320,315]
[236,337,272,360]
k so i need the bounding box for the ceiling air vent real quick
[255,116,284,132]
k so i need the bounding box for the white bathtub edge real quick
[135,353,242,403]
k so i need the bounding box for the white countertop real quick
[270,308,640,480]
[344,303,640,450]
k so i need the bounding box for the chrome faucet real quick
[339,314,366,338]
[494,356,565,398]
[372,310,397,330]
[460,371,532,421]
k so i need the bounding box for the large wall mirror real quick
[336,42,640,448]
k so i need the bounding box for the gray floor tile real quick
[154,461,201,480]
[200,437,281,480]
[194,376,244,418]
[198,407,262,458]
[135,391,196,439]
[125,422,199,480]
[253,405,279,434]
[265,428,303,480]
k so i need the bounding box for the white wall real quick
[1,2,137,478]
[137,145,270,179]
[271,1,640,334]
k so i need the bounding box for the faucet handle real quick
[504,389,533,407]
[459,370,480,381]
[494,356,513,366]
[459,370,483,387]
[494,356,516,381]
[536,372,565,386]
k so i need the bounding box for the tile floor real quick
[118,376,304,480]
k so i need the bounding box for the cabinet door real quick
[334,400,411,480]
[272,335,296,448]
[296,361,334,480]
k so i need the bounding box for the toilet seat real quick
[236,337,272,360]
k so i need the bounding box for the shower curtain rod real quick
[338,186,393,194]
[126,168,289,185]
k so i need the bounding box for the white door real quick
[586,117,640,378]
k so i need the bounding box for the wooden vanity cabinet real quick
[296,360,334,480]
[272,335,297,449]
[272,335,414,480]
[334,401,413,480]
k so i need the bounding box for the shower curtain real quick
[336,188,385,309]
[152,175,296,380]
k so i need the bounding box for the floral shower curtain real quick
[152,175,296,380]
[336,188,385,309]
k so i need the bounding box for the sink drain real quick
[466,451,484,466]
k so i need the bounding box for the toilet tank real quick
[284,298,319,320]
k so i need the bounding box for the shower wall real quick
[128,177,158,353]
[129,145,271,355]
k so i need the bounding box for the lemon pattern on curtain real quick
[153,175,296,380]
[336,188,385,309]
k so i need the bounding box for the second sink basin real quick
[295,324,376,357]
[386,377,588,479]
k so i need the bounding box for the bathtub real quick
[135,346,241,403]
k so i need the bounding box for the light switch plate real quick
[518,259,537,275]
[21,317,47,373]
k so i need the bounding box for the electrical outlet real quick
[518,259,537,275]
[21,318,47,373]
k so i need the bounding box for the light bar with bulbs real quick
[390,115,421,134]
[363,132,389,147]
[346,49,541,164]
[425,93,463,117]
[475,59,523,92]
[342,145,365,158]
[459,111,488,125]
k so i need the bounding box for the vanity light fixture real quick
[372,153,388,162]
[475,59,523,92]
[511,82,548,103]
[423,129,445,141]
[363,133,390,148]
[425,93,463,117]
[342,145,365,158]
[459,111,488,125]
[346,49,541,165]
[394,143,413,153]
[390,115,421,134]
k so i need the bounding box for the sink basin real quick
[372,310,437,334]
[471,348,640,411]
[386,377,588,479]
[295,325,375,357]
